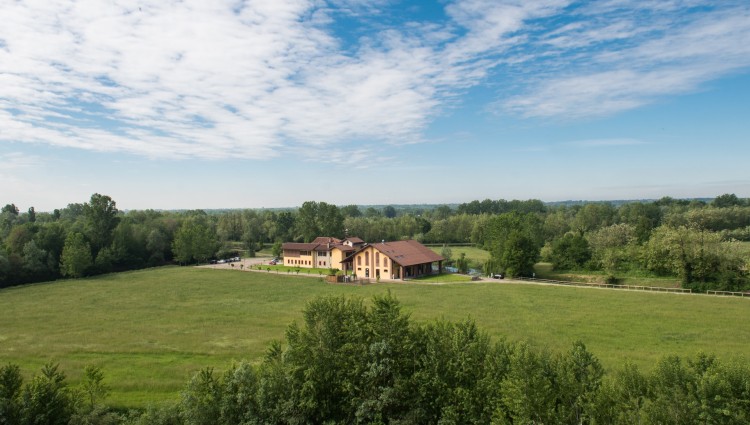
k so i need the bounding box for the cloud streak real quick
[0,0,748,161]
[503,2,750,118]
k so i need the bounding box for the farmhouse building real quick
[341,240,444,280]
[282,237,365,269]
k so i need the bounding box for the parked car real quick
[492,273,504,279]
[269,260,277,265]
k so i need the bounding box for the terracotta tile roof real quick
[344,237,365,244]
[342,240,444,267]
[373,240,444,267]
[311,236,342,245]
[283,237,357,253]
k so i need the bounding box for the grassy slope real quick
[1,266,749,407]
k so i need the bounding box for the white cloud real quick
[502,3,750,118]
[0,0,748,162]
[1,0,553,162]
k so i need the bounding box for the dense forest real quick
[1,193,749,292]
[2,294,749,424]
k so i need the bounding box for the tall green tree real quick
[587,223,637,272]
[573,202,616,233]
[83,193,119,257]
[27,206,36,223]
[383,205,397,218]
[0,364,23,424]
[340,204,362,218]
[34,222,66,274]
[712,193,743,208]
[296,201,321,242]
[180,368,222,425]
[60,232,93,278]
[80,365,109,413]
[173,217,219,264]
[500,342,559,424]
[617,202,662,242]
[551,233,592,270]
[500,231,539,277]
[22,240,50,281]
[20,363,76,425]
[296,201,344,241]
[482,212,542,276]
[456,252,469,274]
[318,202,344,239]
[556,341,604,424]
[217,211,245,241]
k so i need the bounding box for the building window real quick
[358,256,361,266]
[383,258,388,267]
[365,252,369,266]
[318,251,327,257]
[376,252,380,266]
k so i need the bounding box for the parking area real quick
[198,256,275,270]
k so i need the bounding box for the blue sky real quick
[1,0,749,211]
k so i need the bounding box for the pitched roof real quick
[340,240,444,267]
[311,236,342,245]
[373,240,444,267]
[283,236,359,253]
[344,237,364,244]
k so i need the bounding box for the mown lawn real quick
[1,266,748,408]
[411,273,474,283]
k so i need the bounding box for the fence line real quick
[706,290,749,298]
[515,277,692,294]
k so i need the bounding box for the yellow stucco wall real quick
[330,248,348,271]
[283,247,350,269]
[283,250,314,268]
[352,246,396,279]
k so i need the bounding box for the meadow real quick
[1,266,748,408]
[429,244,490,267]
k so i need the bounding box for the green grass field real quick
[429,245,490,266]
[1,266,748,408]
[411,273,474,283]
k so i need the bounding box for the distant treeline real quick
[2,194,749,291]
[2,294,749,424]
